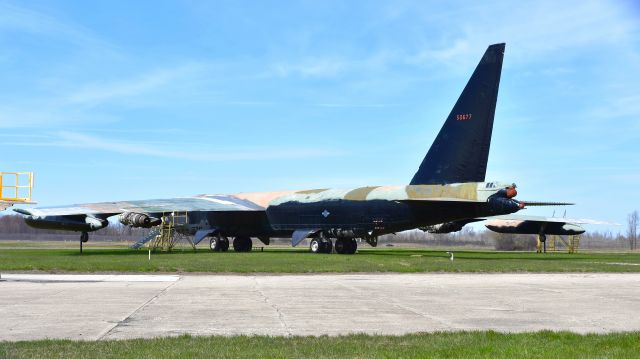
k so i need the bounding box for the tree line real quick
[0,210,637,251]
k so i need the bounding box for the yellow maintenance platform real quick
[0,172,35,210]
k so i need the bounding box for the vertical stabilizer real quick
[410,43,505,185]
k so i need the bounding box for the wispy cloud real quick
[313,103,401,108]
[407,40,471,65]
[270,58,348,78]
[6,131,346,162]
[0,2,120,56]
[64,63,206,106]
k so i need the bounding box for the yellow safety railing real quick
[0,172,34,202]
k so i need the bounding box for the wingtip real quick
[12,208,32,215]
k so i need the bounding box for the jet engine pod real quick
[118,212,161,228]
[423,221,465,234]
[24,214,108,232]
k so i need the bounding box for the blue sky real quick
[1,0,639,234]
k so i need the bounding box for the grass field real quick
[2,332,639,359]
[1,245,639,273]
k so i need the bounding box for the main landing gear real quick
[309,236,333,254]
[208,235,252,252]
[309,235,357,254]
[233,236,252,252]
[209,235,230,252]
[334,238,357,255]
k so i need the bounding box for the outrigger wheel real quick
[79,231,89,254]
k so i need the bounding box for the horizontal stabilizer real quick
[489,214,619,225]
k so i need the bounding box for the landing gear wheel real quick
[310,238,322,254]
[321,237,333,253]
[336,238,357,254]
[209,236,222,252]
[346,238,358,254]
[220,237,230,252]
[233,236,252,252]
[79,231,88,254]
[335,238,347,254]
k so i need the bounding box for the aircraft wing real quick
[16,194,265,218]
[482,214,618,236]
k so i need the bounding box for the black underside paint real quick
[486,221,584,235]
[197,199,510,238]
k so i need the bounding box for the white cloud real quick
[270,58,348,78]
[8,131,346,162]
[64,63,206,106]
[0,2,119,55]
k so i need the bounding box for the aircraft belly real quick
[185,211,273,237]
[408,201,487,227]
[266,199,413,233]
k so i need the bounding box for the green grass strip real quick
[1,247,640,273]
[1,331,639,359]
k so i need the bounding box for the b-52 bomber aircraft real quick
[14,43,570,254]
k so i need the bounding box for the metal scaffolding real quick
[0,172,35,210]
[149,211,194,251]
[548,235,581,254]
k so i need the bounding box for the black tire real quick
[80,232,89,243]
[346,238,358,254]
[309,238,322,253]
[233,236,252,252]
[220,237,230,252]
[335,238,347,254]
[209,236,221,252]
[321,238,333,254]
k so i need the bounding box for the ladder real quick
[149,211,194,251]
[130,227,161,249]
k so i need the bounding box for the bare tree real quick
[628,210,639,251]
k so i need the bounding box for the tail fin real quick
[410,43,505,185]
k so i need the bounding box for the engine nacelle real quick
[24,215,108,232]
[118,212,161,228]
[422,221,465,234]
